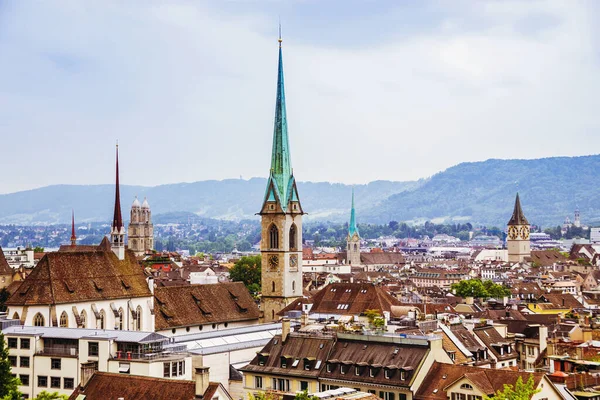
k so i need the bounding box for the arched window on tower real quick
[269,224,279,249]
[354,243,358,251]
[33,313,45,327]
[272,281,276,293]
[60,311,69,327]
[289,224,297,250]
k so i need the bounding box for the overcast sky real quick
[1,0,599,194]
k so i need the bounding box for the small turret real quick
[70,210,76,247]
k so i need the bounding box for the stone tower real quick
[574,207,581,228]
[259,35,304,323]
[507,193,530,263]
[347,189,361,266]
[110,144,125,260]
[128,197,154,257]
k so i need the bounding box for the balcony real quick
[37,346,78,357]
[110,349,186,362]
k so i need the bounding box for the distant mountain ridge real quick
[0,155,598,227]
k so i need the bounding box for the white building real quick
[2,247,36,268]
[302,259,351,274]
[3,325,190,399]
[591,227,600,244]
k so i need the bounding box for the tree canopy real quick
[451,279,511,298]
[229,255,262,295]
[483,375,540,400]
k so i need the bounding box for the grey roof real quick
[170,322,285,343]
[2,325,168,343]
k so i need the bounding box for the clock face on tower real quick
[508,226,519,240]
[268,255,279,270]
[519,226,530,239]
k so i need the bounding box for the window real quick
[118,308,124,330]
[12,312,19,320]
[460,384,474,390]
[38,376,48,387]
[51,358,61,370]
[400,370,406,381]
[64,378,74,389]
[275,378,290,392]
[172,362,177,376]
[119,362,130,374]
[19,374,29,386]
[300,381,308,391]
[33,313,45,327]
[98,310,105,330]
[254,376,263,389]
[369,368,376,377]
[21,338,30,349]
[340,365,346,375]
[7,338,17,349]
[88,342,99,357]
[59,311,68,328]
[385,369,391,379]
[326,364,332,373]
[50,377,61,388]
[8,356,16,367]
[272,281,276,293]
[355,366,360,376]
[135,306,142,331]
[292,280,296,292]
[269,224,279,249]
[289,224,297,250]
[163,363,170,378]
[281,357,288,368]
[20,357,30,368]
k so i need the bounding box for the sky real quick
[1,0,599,194]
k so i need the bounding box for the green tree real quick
[33,392,69,400]
[483,280,511,298]
[483,375,540,400]
[229,255,262,294]
[33,246,44,253]
[0,288,10,312]
[0,333,20,399]
[451,279,488,298]
[294,390,318,400]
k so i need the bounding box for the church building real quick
[259,35,303,323]
[346,189,361,266]
[507,193,531,263]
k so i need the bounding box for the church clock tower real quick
[347,189,361,266]
[507,193,530,263]
[259,34,304,323]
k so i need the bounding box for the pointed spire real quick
[70,209,76,246]
[349,188,359,237]
[269,33,292,204]
[508,193,529,225]
[112,143,123,231]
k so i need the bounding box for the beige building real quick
[128,196,154,257]
[507,193,531,263]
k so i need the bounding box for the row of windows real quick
[254,376,308,392]
[268,224,299,250]
[8,356,29,368]
[17,375,75,390]
[170,322,228,334]
[163,361,186,378]
[19,307,142,330]
[7,337,30,349]
[326,364,407,380]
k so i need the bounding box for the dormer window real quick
[369,368,375,377]
[340,365,346,375]
[280,357,287,368]
[327,364,332,373]
[400,370,406,381]
[355,366,360,376]
[385,369,391,379]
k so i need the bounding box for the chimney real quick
[282,318,290,342]
[195,367,210,398]
[539,325,548,352]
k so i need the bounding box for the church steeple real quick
[262,32,300,213]
[110,143,125,260]
[508,193,528,226]
[348,188,359,238]
[70,210,76,247]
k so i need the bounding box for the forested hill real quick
[363,155,600,227]
[0,155,598,227]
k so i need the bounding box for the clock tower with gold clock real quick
[507,193,531,263]
[259,35,304,323]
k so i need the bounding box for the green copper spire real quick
[268,35,293,206]
[349,189,359,237]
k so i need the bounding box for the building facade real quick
[507,193,531,263]
[259,36,303,323]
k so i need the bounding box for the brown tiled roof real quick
[528,250,568,266]
[241,334,335,378]
[473,309,527,321]
[449,324,486,352]
[58,244,99,252]
[277,297,312,316]
[68,372,195,400]
[360,252,405,265]
[154,282,260,330]
[6,242,150,306]
[202,382,232,400]
[539,293,582,309]
[309,283,401,315]
[322,337,428,388]
[415,361,544,400]
[0,247,11,275]
[472,326,515,361]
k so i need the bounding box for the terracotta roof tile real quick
[309,283,401,315]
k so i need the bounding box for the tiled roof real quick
[528,250,568,266]
[67,372,195,400]
[539,293,582,308]
[241,334,335,378]
[360,252,405,265]
[277,297,312,316]
[473,326,515,361]
[309,283,401,315]
[6,241,151,306]
[154,282,260,330]
[415,361,544,400]
[0,246,12,275]
[449,324,486,352]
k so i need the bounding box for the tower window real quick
[272,281,276,292]
[289,224,297,250]
[292,281,296,292]
[269,224,279,249]
[354,243,358,251]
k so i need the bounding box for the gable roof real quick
[6,244,150,306]
[0,246,11,275]
[539,293,583,309]
[472,326,514,361]
[68,372,195,400]
[309,283,401,315]
[154,282,260,330]
[415,361,546,400]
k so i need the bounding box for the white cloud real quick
[0,0,598,193]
